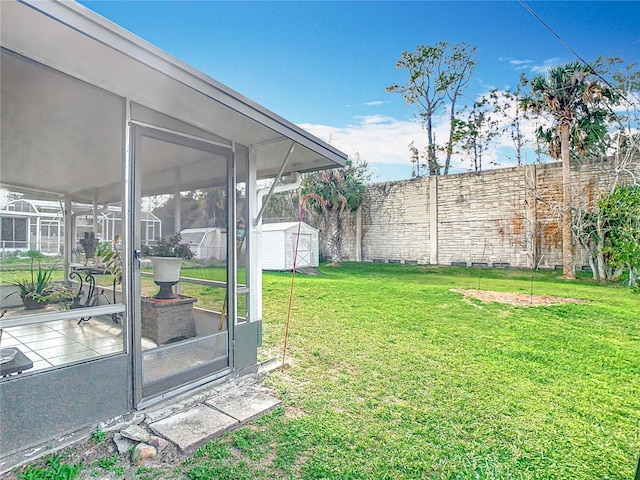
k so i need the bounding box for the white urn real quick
[149,257,183,299]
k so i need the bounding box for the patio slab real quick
[206,386,281,423]
[148,405,238,453]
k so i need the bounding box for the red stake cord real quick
[281,193,325,372]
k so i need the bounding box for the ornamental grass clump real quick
[6,260,73,309]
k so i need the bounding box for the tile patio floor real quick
[1,317,156,373]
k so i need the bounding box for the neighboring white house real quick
[261,222,319,270]
[180,227,226,262]
[0,198,161,255]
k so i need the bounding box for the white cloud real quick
[615,90,640,113]
[499,56,562,74]
[499,57,534,68]
[530,57,561,73]
[298,89,559,180]
[299,113,497,173]
[298,115,428,166]
[346,100,390,108]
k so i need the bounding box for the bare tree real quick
[387,42,477,176]
[442,43,477,173]
[452,98,499,171]
[489,74,529,166]
[596,57,640,188]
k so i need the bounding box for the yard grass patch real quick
[186,263,640,479]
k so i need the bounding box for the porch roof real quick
[0,0,347,203]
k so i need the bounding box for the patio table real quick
[70,265,121,324]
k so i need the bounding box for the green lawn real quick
[185,263,640,480]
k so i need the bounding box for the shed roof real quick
[0,0,346,203]
[180,228,221,245]
[262,222,318,233]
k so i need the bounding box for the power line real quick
[518,0,632,105]
[518,0,593,71]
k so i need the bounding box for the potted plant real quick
[95,235,122,284]
[141,234,194,299]
[6,260,74,310]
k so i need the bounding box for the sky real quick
[78,0,640,182]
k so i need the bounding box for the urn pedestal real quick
[141,295,197,345]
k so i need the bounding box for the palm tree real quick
[302,158,369,266]
[521,62,616,279]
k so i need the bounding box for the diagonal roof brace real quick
[253,142,296,227]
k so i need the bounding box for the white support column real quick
[248,146,300,323]
[36,216,42,252]
[64,196,73,279]
[93,189,99,236]
[57,219,62,255]
[173,168,182,294]
[174,168,181,234]
[247,147,261,322]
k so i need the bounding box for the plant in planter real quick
[141,234,194,299]
[95,236,123,284]
[92,236,124,322]
[6,260,74,310]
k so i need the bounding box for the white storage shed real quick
[180,227,226,262]
[261,222,319,270]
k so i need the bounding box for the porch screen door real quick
[131,125,233,403]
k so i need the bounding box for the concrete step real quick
[206,386,281,423]
[148,386,281,453]
[149,405,238,453]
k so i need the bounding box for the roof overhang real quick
[1,0,346,202]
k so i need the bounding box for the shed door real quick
[296,234,312,267]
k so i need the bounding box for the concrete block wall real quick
[332,159,630,270]
[437,168,529,267]
[532,160,619,269]
[530,162,563,268]
[361,178,431,264]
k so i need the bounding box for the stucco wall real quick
[333,159,626,270]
